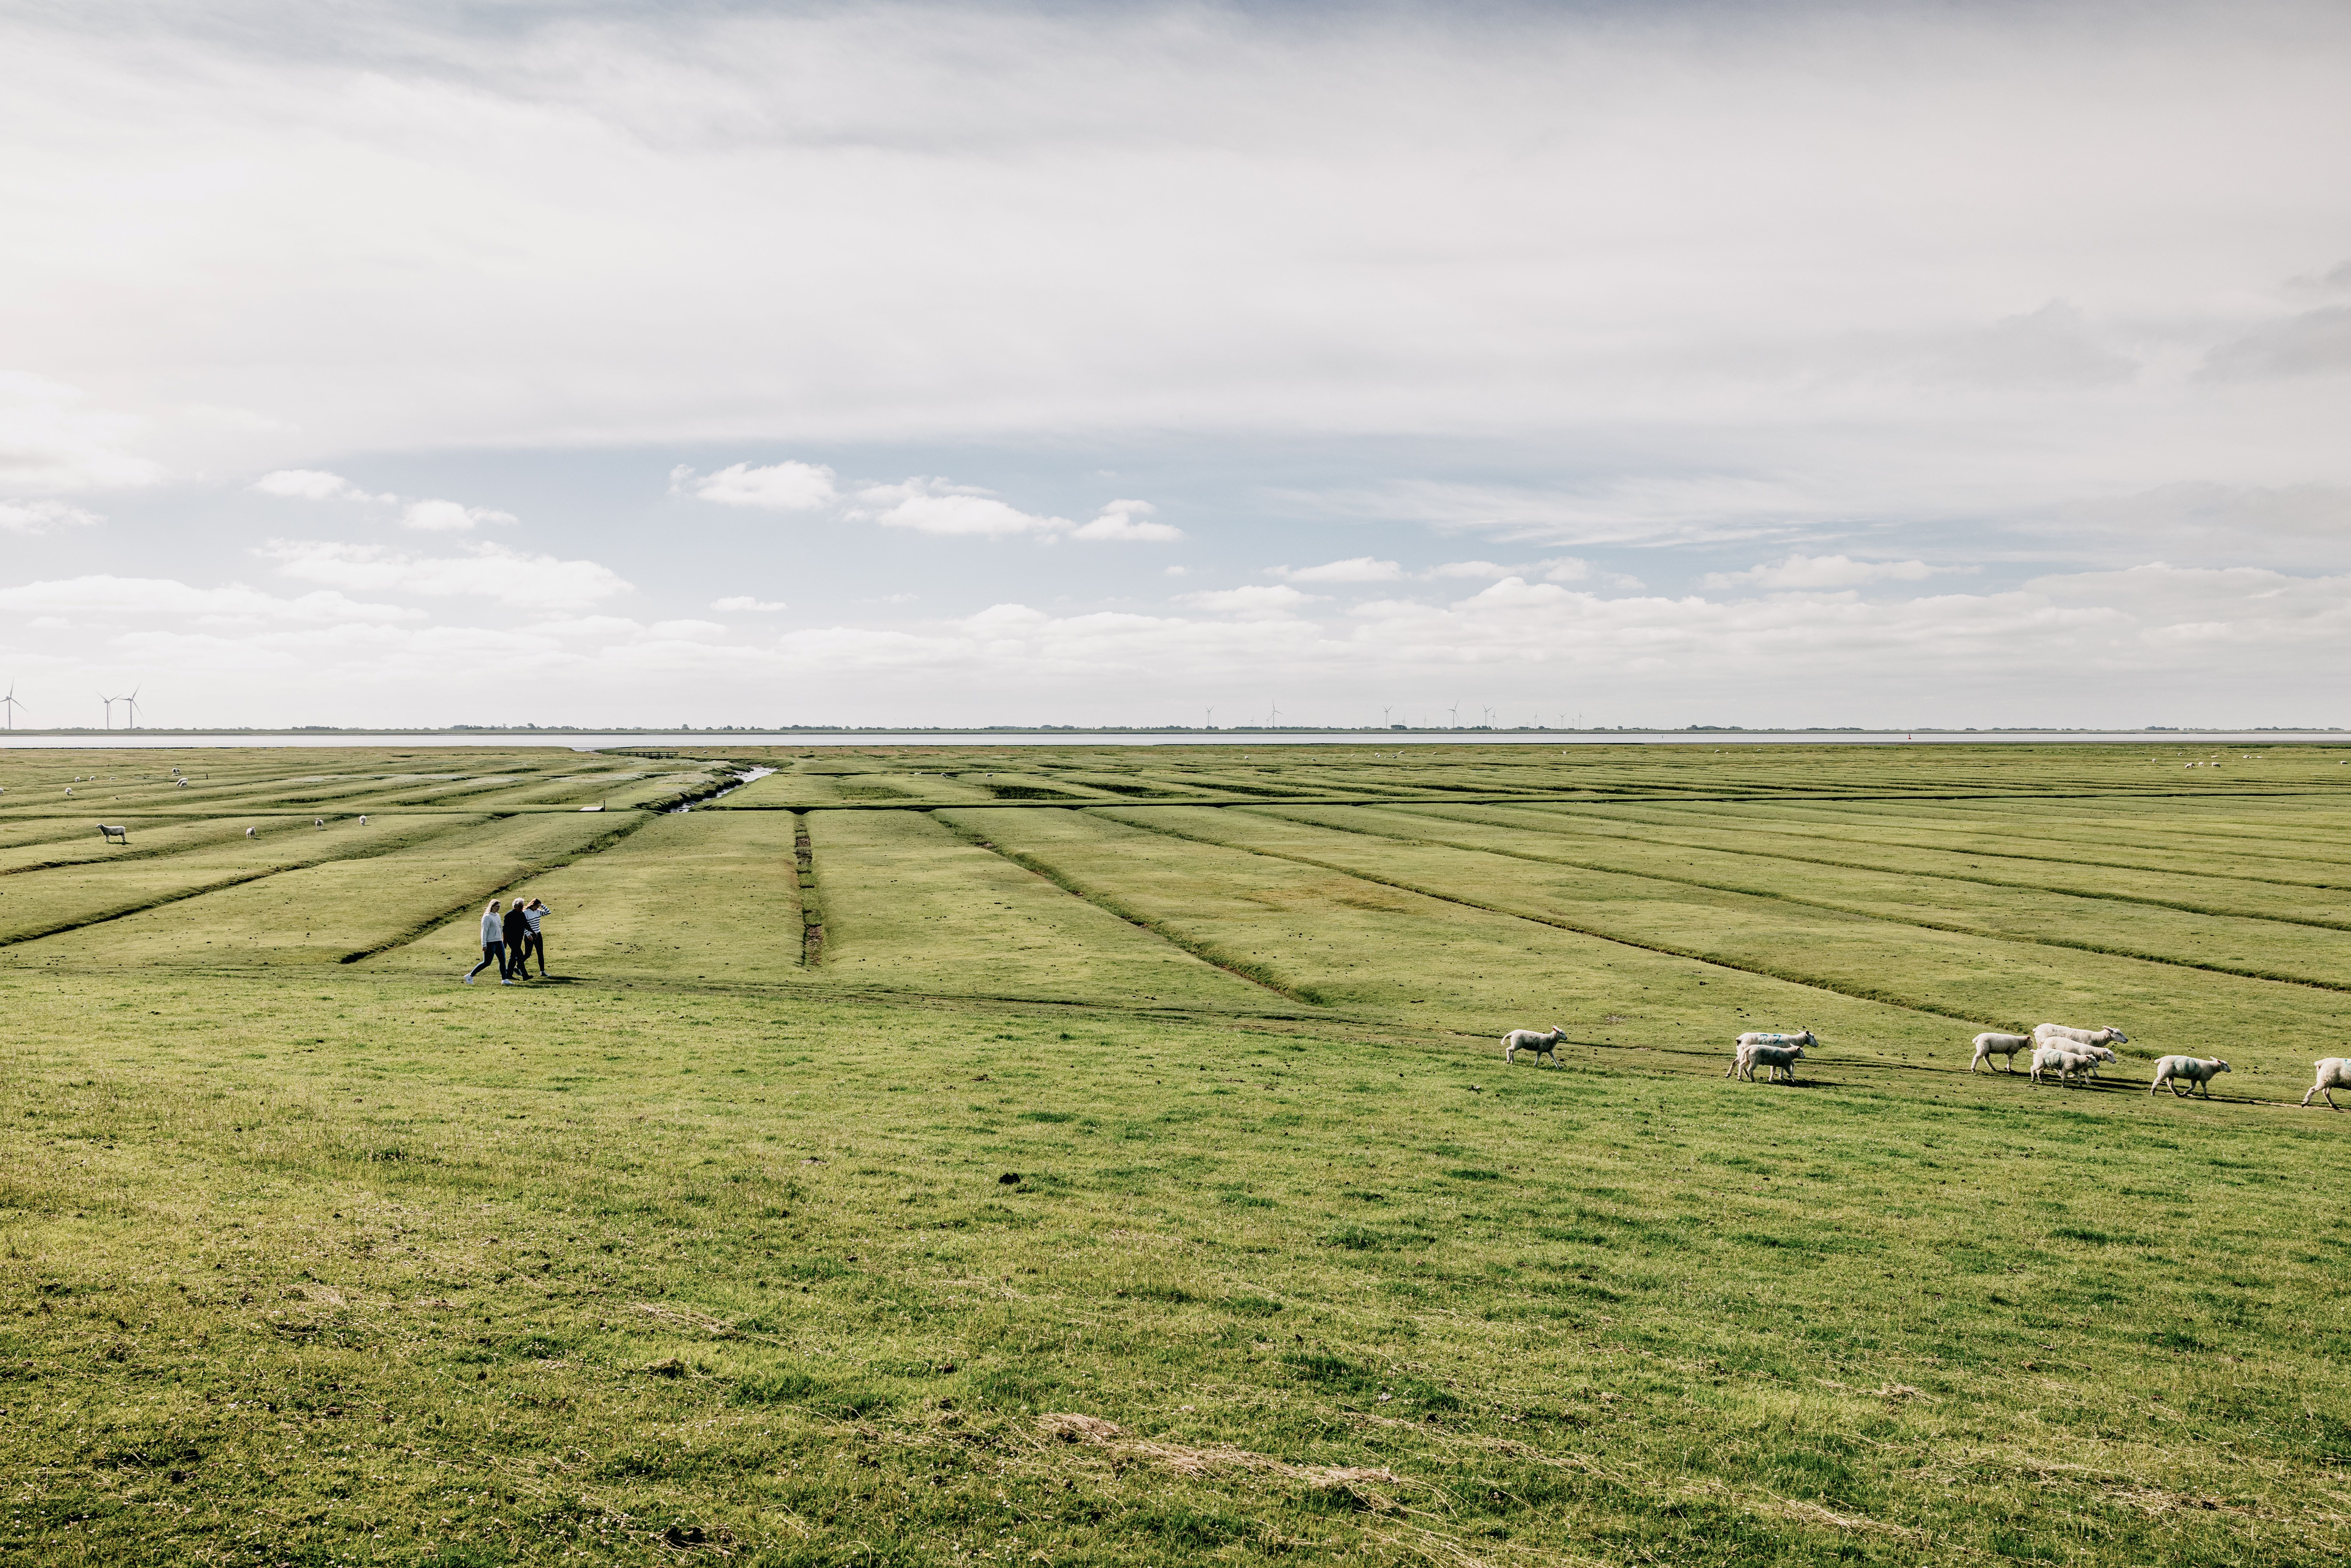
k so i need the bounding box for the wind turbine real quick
[1266,699,1282,727]
[0,681,23,730]
[122,686,142,729]
[1204,706,1214,729]
[99,692,121,730]
[1448,701,1460,728]
[1382,705,1392,728]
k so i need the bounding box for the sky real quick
[2,0,2348,731]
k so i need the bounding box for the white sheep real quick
[1970,1032,2032,1073]
[245,827,256,838]
[2150,1056,2230,1097]
[1502,1026,1568,1066]
[2033,1023,2129,1051]
[2301,1058,2351,1109]
[1726,1029,1816,1080]
[1740,1042,1806,1083]
[2067,1042,2120,1077]
[2030,1045,2097,1085]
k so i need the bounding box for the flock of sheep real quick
[1500,1022,2351,1108]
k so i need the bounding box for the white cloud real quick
[1072,499,1181,542]
[252,469,389,502]
[1272,557,1403,583]
[0,373,159,493]
[1175,584,1324,617]
[1704,555,1937,591]
[711,595,788,612]
[1289,475,1859,549]
[1423,558,1598,584]
[0,499,103,534]
[851,479,1065,538]
[401,498,517,532]
[259,539,632,610]
[646,619,729,641]
[0,575,419,626]
[10,558,2351,728]
[2201,306,2351,381]
[675,467,1175,543]
[676,461,840,511]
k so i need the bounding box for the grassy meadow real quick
[2,740,2348,1566]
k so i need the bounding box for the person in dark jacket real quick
[501,897,532,981]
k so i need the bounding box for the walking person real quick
[522,897,551,979]
[501,896,532,982]
[464,900,505,984]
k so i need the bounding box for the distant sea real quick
[0,730,2337,751]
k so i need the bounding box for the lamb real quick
[2066,1042,2120,1077]
[1970,1032,2032,1073]
[2301,1058,2351,1109]
[2150,1055,2230,1097]
[1726,1028,1815,1080]
[1740,1042,1806,1083]
[2030,1045,2098,1085]
[1502,1025,1568,1066]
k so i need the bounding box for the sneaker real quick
[501,978,515,986]
[462,974,473,984]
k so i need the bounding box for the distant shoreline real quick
[0,727,2340,751]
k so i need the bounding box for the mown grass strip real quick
[1089,808,2006,1027]
[930,811,1325,1005]
[1239,804,2351,1002]
[1408,802,2351,933]
[335,810,661,964]
[0,815,495,955]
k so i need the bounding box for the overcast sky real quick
[3,0,2348,730]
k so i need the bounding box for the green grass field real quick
[2,741,2347,1566]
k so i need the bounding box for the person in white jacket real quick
[520,898,550,979]
[464,899,507,984]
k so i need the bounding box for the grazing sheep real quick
[314,817,325,829]
[1970,1032,2032,1073]
[2301,1058,2351,1109]
[2030,1045,2098,1085]
[1727,1028,1815,1080]
[244,827,255,838]
[2066,1042,2120,1077]
[2033,1023,2129,1050]
[1502,1025,1568,1066]
[2150,1056,2230,1097]
[1740,1042,1806,1083]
